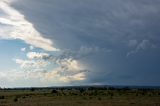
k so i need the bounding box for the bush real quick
[51,89,58,94]
[14,97,18,102]
[30,88,35,92]
[0,96,4,99]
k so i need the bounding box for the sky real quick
[0,0,160,87]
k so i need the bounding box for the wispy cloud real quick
[127,39,153,57]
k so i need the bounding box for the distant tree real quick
[51,89,58,94]
[30,88,35,92]
[79,88,85,94]
[122,87,130,91]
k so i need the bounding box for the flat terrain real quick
[0,88,160,106]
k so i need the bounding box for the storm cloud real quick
[0,0,160,86]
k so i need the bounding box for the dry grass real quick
[0,89,160,106]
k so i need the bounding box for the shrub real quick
[0,96,4,99]
[13,98,18,102]
[30,88,35,92]
[51,89,58,94]
[14,97,18,102]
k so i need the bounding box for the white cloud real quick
[13,49,88,86]
[42,64,86,83]
[55,58,88,74]
[15,59,49,69]
[0,67,86,87]
[1,57,87,87]
[21,47,26,52]
[0,0,58,51]
[27,52,50,60]
[59,73,86,82]
[29,45,34,50]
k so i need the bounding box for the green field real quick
[0,88,160,106]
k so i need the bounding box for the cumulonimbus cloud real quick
[0,0,58,51]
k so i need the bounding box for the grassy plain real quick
[0,87,160,106]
